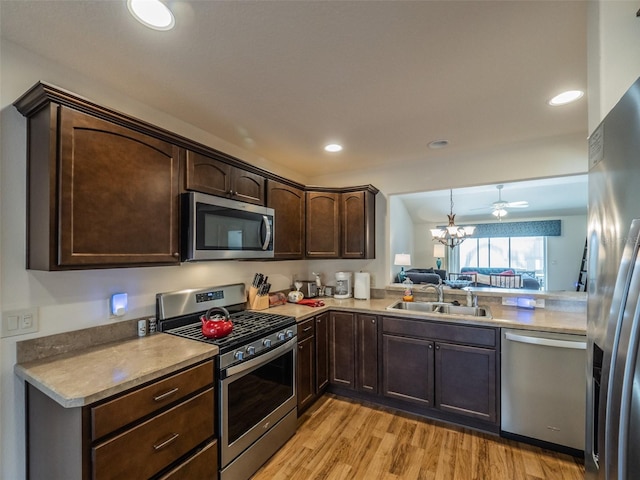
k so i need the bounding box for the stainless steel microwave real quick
[182,192,274,261]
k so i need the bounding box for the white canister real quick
[334,272,352,299]
[354,272,370,300]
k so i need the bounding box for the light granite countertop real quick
[261,295,586,335]
[14,334,218,408]
[15,289,584,409]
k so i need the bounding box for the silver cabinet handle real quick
[153,432,179,450]
[153,387,179,402]
[504,332,586,350]
[303,326,313,332]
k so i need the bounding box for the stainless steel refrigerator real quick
[587,76,640,480]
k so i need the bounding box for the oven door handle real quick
[224,336,296,377]
[261,215,272,251]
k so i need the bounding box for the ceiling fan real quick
[474,184,529,220]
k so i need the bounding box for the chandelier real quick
[430,189,476,249]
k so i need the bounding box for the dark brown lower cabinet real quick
[297,318,316,412]
[382,334,434,406]
[380,315,499,428]
[297,314,330,414]
[315,312,329,392]
[329,312,379,393]
[435,342,497,423]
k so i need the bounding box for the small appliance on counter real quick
[354,272,370,300]
[298,280,318,298]
[334,271,352,299]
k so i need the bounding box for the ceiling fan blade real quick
[505,201,529,208]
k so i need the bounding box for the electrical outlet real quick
[1,308,39,338]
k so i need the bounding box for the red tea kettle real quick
[200,307,233,339]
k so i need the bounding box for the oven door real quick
[219,337,296,468]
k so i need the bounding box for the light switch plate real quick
[1,308,39,337]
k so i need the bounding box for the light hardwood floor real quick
[252,394,585,480]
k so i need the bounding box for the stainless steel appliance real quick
[501,329,586,453]
[156,283,297,480]
[298,280,318,298]
[182,192,274,261]
[587,77,640,479]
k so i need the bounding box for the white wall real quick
[389,196,414,282]
[587,1,640,133]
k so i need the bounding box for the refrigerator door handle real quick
[504,332,586,350]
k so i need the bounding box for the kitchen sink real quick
[386,300,492,318]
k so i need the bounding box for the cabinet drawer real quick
[381,316,497,348]
[92,388,214,480]
[298,318,315,341]
[92,361,213,440]
[156,439,218,480]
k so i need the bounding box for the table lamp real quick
[394,253,411,282]
[433,244,445,270]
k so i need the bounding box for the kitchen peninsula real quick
[15,285,585,479]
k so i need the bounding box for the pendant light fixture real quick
[430,189,476,249]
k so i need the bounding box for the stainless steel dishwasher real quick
[501,328,587,452]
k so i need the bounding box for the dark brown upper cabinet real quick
[14,84,181,270]
[342,188,376,259]
[305,191,341,258]
[186,150,266,206]
[305,186,377,259]
[267,180,305,259]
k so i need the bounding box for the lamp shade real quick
[394,253,411,266]
[433,245,445,258]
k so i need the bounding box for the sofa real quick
[459,267,540,290]
[396,268,447,285]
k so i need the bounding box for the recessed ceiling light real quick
[548,90,584,106]
[428,140,449,149]
[127,0,175,31]
[324,143,343,153]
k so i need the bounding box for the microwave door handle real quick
[261,215,271,251]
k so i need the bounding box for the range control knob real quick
[246,346,256,356]
[277,332,286,341]
[234,351,244,361]
[286,329,294,339]
[263,339,272,348]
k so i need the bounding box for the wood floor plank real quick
[251,394,585,480]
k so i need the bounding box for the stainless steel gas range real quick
[156,283,297,480]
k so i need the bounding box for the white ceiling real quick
[397,174,588,224]
[1,0,588,183]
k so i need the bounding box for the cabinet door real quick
[185,150,232,198]
[329,311,355,389]
[356,314,378,393]
[58,107,180,268]
[297,335,316,412]
[342,190,375,259]
[435,342,497,423]
[306,191,340,258]
[232,168,266,206]
[382,334,434,406]
[267,180,305,259]
[186,150,265,205]
[315,312,329,392]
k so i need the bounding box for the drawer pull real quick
[153,432,180,451]
[153,387,179,402]
[303,326,313,332]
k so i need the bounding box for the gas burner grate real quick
[163,310,296,353]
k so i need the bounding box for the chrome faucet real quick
[422,283,444,302]
[465,287,478,307]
